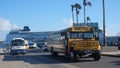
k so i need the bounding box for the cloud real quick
[62,18,73,27]
[0,17,20,41]
[0,17,20,31]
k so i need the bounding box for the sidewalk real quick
[101,46,120,57]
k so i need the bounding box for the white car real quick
[29,43,37,49]
[42,45,48,51]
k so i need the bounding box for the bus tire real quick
[51,48,54,56]
[51,48,58,56]
[69,50,76,61]
[93,53,101,61]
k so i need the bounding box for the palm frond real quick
[75,3,82,9]
[87,16,91,22]
[87,2,92,6]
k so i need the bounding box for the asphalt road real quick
[0,48,120,68]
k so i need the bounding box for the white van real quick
[29,42,37,49]
[10,38,28,55]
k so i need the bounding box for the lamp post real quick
[102,0,106,47]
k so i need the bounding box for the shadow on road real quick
[2,54,95,64]
[111,61,120,65]
[2,49,96,64]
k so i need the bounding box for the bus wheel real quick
[93,53,101,61]
[51,48,54,56]
[51,48,58,56]
[69,50,76,61]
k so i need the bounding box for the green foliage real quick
[71,4,74,11]
[74,3,82,10]
[83,0,92,6]
[87,16,91,22]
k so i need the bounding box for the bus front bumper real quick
[10,49,26,55]
[74,50,101,55]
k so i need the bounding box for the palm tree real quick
[71,5,75,26]
[83,0,92,26]
[87,16,91,22]
[74,3,81,26]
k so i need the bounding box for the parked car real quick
[42,45,48,51]
[117,42,120,50]
[36,42,45,48]
[37,42,47,48]
[29,42,37,49]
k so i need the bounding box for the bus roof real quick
[12,38,25,41]
[48,26,94,36]
[58,26,94,33]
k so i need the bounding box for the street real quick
[0,48,120,68]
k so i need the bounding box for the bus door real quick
[65,32,70,56]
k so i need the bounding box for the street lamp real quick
[102,0,106,46]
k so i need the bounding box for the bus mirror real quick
[25,44,27,46]
[95,35,99,40]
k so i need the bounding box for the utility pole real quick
[102,0,106,47]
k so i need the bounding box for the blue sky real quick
[0,0,120,41]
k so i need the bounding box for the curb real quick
[101,54,120,57]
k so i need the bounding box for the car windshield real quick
[29,43,34,45]
[70,32,94,39]
[11,40,24,46]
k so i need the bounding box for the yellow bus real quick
[48,26,101,61]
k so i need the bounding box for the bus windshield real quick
[11,40,24,46]
[70,32,94,39]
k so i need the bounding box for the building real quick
[106,36,120,46]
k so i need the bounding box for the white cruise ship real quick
[5,26,53,45]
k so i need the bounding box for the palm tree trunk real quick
[77,13,79,26]
[84,0,86,26]
[76,9,78,26]
[72,10,74,26]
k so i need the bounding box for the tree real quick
[87,16,91,22]
[83,0,92,26]
[74,3,81,26]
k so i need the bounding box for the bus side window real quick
[67,32,70,39]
